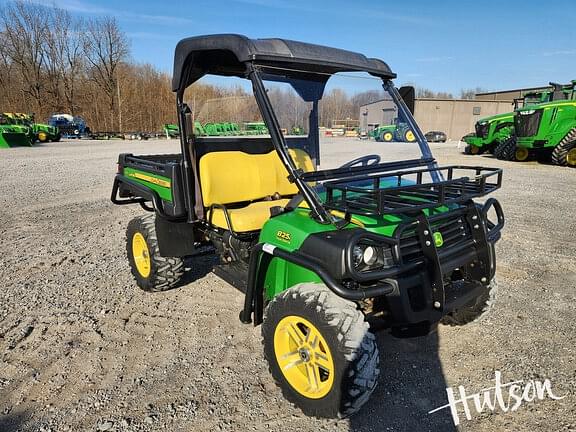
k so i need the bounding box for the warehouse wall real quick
[360,98,515,141]
[414,99,514,140]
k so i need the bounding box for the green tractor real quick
[3,113,60,143]
[0,114,33,148]
[463,90,557,156]
[497,80,576,164]
[371,120,416,143]
[111,35,505,418]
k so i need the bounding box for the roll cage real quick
[172,34,439,226]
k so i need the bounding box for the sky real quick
[9,0,576,95]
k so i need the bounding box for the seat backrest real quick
[199,149,313,206]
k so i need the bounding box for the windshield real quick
[260,70,437,212]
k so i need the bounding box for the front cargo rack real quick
[320,165,502,216]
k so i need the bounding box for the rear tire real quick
[552,128,576,167]
[441,279,497,326]
[262,283,379,418]
[126,215,185,292]
[496,136,516,161]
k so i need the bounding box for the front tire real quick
[496,136,516,161]
[126,215,185,292]
[262,284,379,418]
[441,279,497,326]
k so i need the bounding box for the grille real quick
[399,213,471,264]
[475,122,489,138]
[515,110,542,137]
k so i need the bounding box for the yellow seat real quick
[207,199,291,232]
[199,149,313,232]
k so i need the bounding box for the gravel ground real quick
[0,137,574,432]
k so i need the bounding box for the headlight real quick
[352,244,394,271]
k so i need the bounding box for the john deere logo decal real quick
[433,232,444,247]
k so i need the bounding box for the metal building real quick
[359,98,514,141]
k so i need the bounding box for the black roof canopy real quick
[172,34,396,93]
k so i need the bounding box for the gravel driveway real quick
[0,138,574,431]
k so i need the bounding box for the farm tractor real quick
[497,80,576,164]
[0,113,32,148]
[371,120,416,143]
[111,35,505,418]
[463,88,561,156]
[2,113,60,143]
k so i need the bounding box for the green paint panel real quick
[123,167,173,202]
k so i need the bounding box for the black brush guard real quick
[240,198,505,327]
[319,165,502,216]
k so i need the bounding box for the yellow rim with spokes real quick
[515,147,529,161]
[38,132,47,142]
[470,145,480,154]
[405,130,416,142]
[273,315,335,399]
[566,147,576,166]
[132,232,151,277]
[383,132,393,141]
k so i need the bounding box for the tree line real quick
[0,1,485,133]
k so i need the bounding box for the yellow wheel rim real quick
[383,132,393,141]
[515,147,529,161]
[405,130,415,142]
[132,232,151,277]
[38,132,47,142]
[470,145,480,154]
[566,147,576,166]
[273,315,335,399]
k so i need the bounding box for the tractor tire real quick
[441,279,498,326]
[126,215,185,292]
[464,144,483,155]
[403,129,416,142]
[496,136,516,161]
[52,133,61,142]
[552,128,576,167]
[262,283,379,419]
[380,131,394,142]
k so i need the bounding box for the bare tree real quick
[1,0,49,112]
[45,9,84,114]
[82,16,129,130]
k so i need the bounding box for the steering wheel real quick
[340,154,381,168]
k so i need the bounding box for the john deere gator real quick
[111,34,505,418]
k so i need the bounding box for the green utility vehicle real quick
[371,120,416,142]
[111,35,505,418]
[464,90,556,156]
[501,81,576,165]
